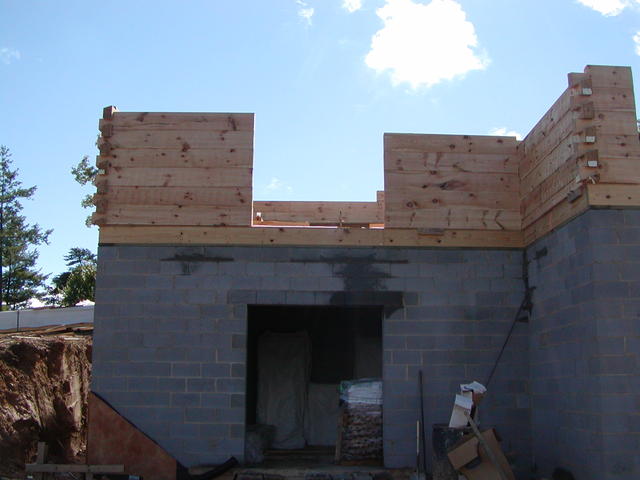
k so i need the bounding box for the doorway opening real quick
[245,305,383,466]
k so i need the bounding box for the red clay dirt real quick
[0,328,92,477]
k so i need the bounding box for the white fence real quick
[0,306,94,331]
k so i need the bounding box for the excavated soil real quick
[0,326,92,477]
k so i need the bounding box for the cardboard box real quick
[447,428,515,480]
[448,394,473,428]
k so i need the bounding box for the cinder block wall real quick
[526,209,640,480]
[92,245,530,471]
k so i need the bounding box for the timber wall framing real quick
[94,109,254,227]
[94,65,640,248]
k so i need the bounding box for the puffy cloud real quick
[296,0,315,25]
[343,0,363,13]
[634,31,640,55]
[576,0,636,16]
[0,47,21,65]
[365,0,488,89]
[489,127,523,140]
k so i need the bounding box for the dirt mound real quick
[0,329,92,477]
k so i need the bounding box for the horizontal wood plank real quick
[253,201,382,224]
[97,186,251,206]
[101,147,253,168]
[386,188,518,211]
[385,151,518,174]
[100,167,252,187]
[585,65,633,89]
[103,112,254,131]
[93,205,251,226]
[384,133,519,154]
[26,464,124,473]
[99,225,523,248]
[385,171,519,192]
[385,207,520,230]
[523,190,589,244]
[107,130,253,150]
[587,184,640,206]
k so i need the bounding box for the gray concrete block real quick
[187,379,217,392]
[201,393,230,408]
[217,378,244,393]
[199,423,229,438]
[170,422,201,438]
[119,361,171,377]
[247,262,275,276]
[158,378,186,392]
[127,377,158,391]
[589,355,636,375]
[185,408,219,422]
[172,363,201,377]
[231,363,246,378]
[256,290,286,304]
[201,363,231,378]
[227,290,257,304]
[171,393,201,407]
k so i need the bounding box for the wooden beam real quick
[253,200,382,224]
[587,184,640,206]
[99,147,253,168]
[104,112,254,131]
[26,464,124,473]
[385,133,519,155]
[99,225,524,248]
[108,129,253,150]
[102,167,252,188]
[98,186,251,207]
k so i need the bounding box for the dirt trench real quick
[0,328,92,478]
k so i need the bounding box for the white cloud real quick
[576,0,636,16]
[365,0,488,89]
[266,177,293,192]
[0,47,21,64]
[489,127,522,140]
[297,0,315,25]
[343,0,363,13]
[634,31,640,55]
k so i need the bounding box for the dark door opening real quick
[245,305,383,465]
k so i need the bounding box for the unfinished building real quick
[88,65,640,480]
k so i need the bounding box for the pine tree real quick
[48,247,96,306]
[0,146,52,309]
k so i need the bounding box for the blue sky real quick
[1,0,639,279]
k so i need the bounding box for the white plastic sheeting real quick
[304,383,340,446]
[256,331,311,449]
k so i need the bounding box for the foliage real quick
[0,146,52,310]
[71,155,98,226]
[47,247,96,307]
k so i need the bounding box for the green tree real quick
[48,247,96,306]
[72,156,98,226]
[0,146,52,309]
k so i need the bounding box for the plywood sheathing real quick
[93,110,254,227]
[87,392,177,480]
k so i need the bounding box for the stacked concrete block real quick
[526,209,640,480]
[92,245,531,470]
